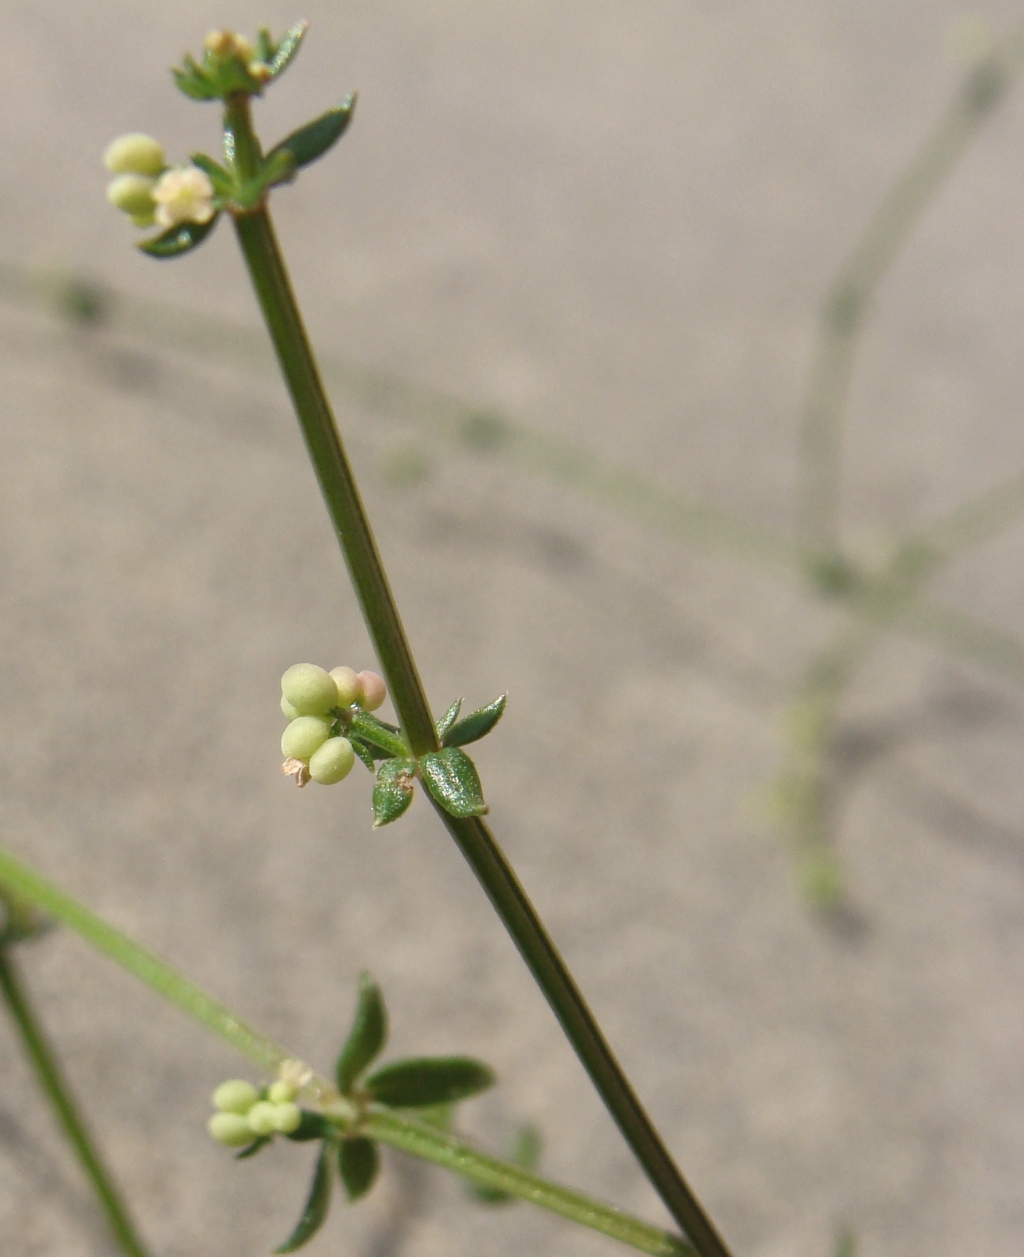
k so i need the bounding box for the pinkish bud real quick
[357,671,387,712]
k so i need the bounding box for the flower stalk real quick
[224,89,732,1257]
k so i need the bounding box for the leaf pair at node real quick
[274,974,496,1252]
[335,973,495,1109]
[370,694,506,829]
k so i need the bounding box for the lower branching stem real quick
[230,194,732,1257]
[0,949,151,1257]
[0,842,690,1257]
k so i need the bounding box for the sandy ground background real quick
[3,3,1024,1255]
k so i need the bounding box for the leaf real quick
[274,1144,333,1254]
[372,759,416,829]
[267,96,357,172]
[267,20,310,79]
[365,1056,495,1109]
[235,1134,272,1160]
[139,215,219,260]
[350,712,406,758]
[284,1111,334,1143]
[172,54,218,101]
[419,748,488,819]
[338,1138,380,1202]
[189,152,234,196]
[442,694,507,748]
[471,1124,542,1204]
[349,737,377,773]
[336,973,388,1095]
[435,698,462,741]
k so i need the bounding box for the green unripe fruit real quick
[268,1079,299,1104]
[357,670,387,711]
[281,694,300,719]
[208,1112,255,1147]
[107,174,157,217]
[281,663,339,717]
[270,1101,302,1134]
[281,716,332,760]
[330,666,361,707]
[104,133,167,176]
[309,737,355,785]
[212,1079,260,1114]
[129,210,157,228]
[247,1100,279,1137]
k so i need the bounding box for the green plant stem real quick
[433,808,729,1257]
[797,25,1024,555]
[367,1108,694,1257]
[0,845,291,1079]
[0,948,151,1257]
[0,843,692,1257]
[227,108,731,1254]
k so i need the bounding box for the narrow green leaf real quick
[262,148,299,189]
[336,973,388,1095]
[372,759,416,829]
[267,20,310,79]
[284,1111,334,1143]
[274,1144,333,1254]
[365,1056,495,1108]
[139,215,219,260]
[419,748,488,818]
[435,698,462,741]
[235,1134,272,1160]
[268,96,357,172]
[172,54,217,101]
[471,1124,542,1204]
[442,694,507,748]
[189,153,234,196]
[349,737,377,773]
[338,1138,380,1202]
[350,712,406,758]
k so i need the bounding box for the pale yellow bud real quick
[106,174,156,218]
[103,133,166,177]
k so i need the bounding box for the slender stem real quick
[231,206,438,757]
[0,948,151,1257]
[367,1108,695,1257]
[0,845,291,1079]
[228,123,732,1253]
[433,808,730,1257]
[0,843,692,1257]
[797,25,1024,555]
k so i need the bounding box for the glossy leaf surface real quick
[268,96,356,171]
[435,698,462,741]
[372,759,416,829]
[266,21,309,79]
[139,215,219,259]
[442,694,507,747]
[419,747,487,818]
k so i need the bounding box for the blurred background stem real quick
[0,947,151,1257]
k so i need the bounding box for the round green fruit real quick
[309,737,356,785]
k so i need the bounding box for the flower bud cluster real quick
[207,1076,304,1147]
[104,134,216,231]
[204,28,273,82]
[280,663,387,787]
